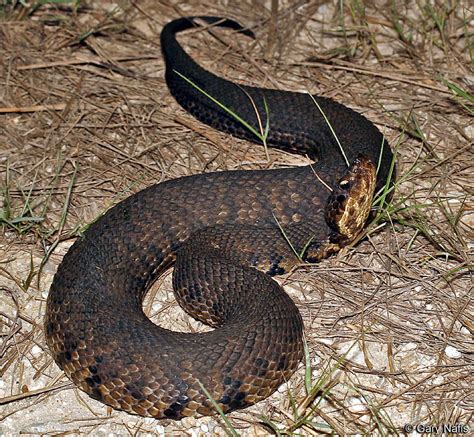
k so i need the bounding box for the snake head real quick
[325,155,377,244]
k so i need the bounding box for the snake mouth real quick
[325,155,377,243]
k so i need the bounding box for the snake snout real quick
[325,155,377,242]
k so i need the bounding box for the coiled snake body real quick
[45,17,394,419]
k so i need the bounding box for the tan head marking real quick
[325,155,377,243]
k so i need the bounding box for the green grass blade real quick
[173,69,265,142]
[272,212,302,261]
[308,93,350,167]
[196,380,238,437]
[303,336,312,394]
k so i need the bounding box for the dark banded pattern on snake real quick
[44,16,394,419]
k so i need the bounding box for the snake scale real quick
[45,16,394,419]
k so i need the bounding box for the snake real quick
[44,16,394,420]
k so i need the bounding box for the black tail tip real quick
[164,16,255,39]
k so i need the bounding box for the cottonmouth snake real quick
[45,16,394,419]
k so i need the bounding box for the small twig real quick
[0,104,67,113]
[0,381,72,405]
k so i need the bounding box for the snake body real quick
[45,17,393,419]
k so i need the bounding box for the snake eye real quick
[339,180,351,190]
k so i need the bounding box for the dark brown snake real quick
[45,17,394,420]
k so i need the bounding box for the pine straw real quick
[1,0,472,435]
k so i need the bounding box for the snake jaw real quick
[325,155,377,244]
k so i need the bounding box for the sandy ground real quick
[1,1,473,435]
